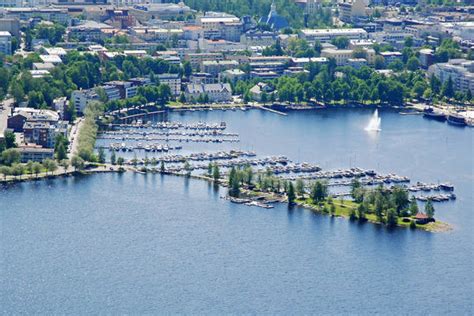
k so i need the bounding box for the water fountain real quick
[365,109,381,132]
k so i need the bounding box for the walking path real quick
[69,118,84,158]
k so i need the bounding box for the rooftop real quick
[301,28,367,35]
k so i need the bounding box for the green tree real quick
[0,165,11,180]
[182,61,193,78]
[26,160,34,175]
[59,159,69,170]
[295,178,305,197]
[56,142,67,161]
[71,155,85,171]
[228,167,240,197]
[4,131,17,149]
[207,162,213,176]
[374,56,385,70]
[212,164,220,182]
[374,194,385,223]
[184,160,192,177]
[11,163,24,179]
[287,182,296,204]
[10,80,25,104]
[110,151,116,165]
[98,147,106,164]
[350,178,365,202]
[391,186,409,215]
[357,202,367,221]
[331,36,350,49]
[43,159,57,175]
[160,161,165,173]
[32,162,42,178]
[178,93,186,103]
[425,199,435,219]
[386,208,398,227]
[310,180,328,203]
[388,60,404,72]
[117,157,125,166]
[242,165,253,185]
[406,56,420,71]
[409,196,419,216]
[1,148,20,166]
[441,76,454,99]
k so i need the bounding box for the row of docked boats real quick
[415,193,456,202]
[101,130,238,138]
[107,142,181,152]
[163,156,293,171]
[100,135,239,143]
[125,150,257,164]
[423,107,468,126]
[112,121,227,130]
[224,196,274,209]
[408,182,454,192]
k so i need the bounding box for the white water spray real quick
[365,109,381,132]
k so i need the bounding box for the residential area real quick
[0,0,473,171]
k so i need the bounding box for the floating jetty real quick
[224,196,274,209]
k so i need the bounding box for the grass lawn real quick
[295,198,451,232]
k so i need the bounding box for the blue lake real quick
[1,109,473,314]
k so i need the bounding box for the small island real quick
[207,164,451,232]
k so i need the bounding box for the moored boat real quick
[447,113,466,126]
[423,107,446,121]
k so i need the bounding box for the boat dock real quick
[255,105,288,116]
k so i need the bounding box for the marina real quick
[97,115,458,207]
[3,108,472,315]
[97,120,240,146]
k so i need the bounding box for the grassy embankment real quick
[296,198,451,233]
[76,102,102,162]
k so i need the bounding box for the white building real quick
[0,31,12,55]
[199,14,242,42]
[43,47,67,56]
[338,0,368,23]
[0,0,20,7]
[428,59,474,93]
[321,48,354,66]
[39,54,62,64]
[157,73,181,96]
[52,97,67,119]
[202,60,239,76]
[185,83,232,102]
[299,28,368,44]
[71,89,99,114]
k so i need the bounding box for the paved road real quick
[69,117,84,159]
[0,98,14,137]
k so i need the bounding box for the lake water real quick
[1,109,473,314]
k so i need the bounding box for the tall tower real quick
[270,1,277,14]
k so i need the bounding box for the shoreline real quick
[0,167,453,233]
